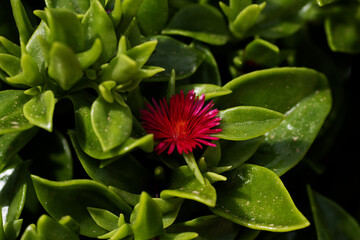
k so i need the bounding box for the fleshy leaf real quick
[324,5,360,54]
[0,37,21,57]
[31,175,132,237]
[131,192,163,240]
[145,35,205,81]
[160,166,217,207]
[37,215,79,240]
[217,137,263,171]
[243,38,280,68]
[217,67,331,175]
[82,0,117,63]
[87,207,118,232]
[45,0,92,14]
[118,0,145,33]
[137,0,168,36]
[211,164,310,231]
[0,90,33,134]
[307,186,360,240]
[0,162,28,227]
[76,38,103,69]
[48,42,83,91]
[213,106,284,141]
[19,224,39,240]
[91,96,132,152]
[69,93,152,160]
[10,0,34,44]
[162,4,229,45]
[23,90,56,132]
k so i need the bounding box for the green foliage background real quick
[0,0,359,239]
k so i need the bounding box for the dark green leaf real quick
[31,175,132,237]
[118,0,144,33]
[324,5,360,54]
[0,37,21,57]
[137,0,168,36]
[0,162,28,226]
[213,106,284,141]
[0,128,37,171]
[212,164,310,231]
[243,38,280,68]
[0,90,33,134]
[307,186,360,240]
[218,137,264,171]
[69,131,152,193]
[167,215,240,240]
[23,90,56,132]
[163,4,229,45]
[145,36,205,81]
[0,54,21,77]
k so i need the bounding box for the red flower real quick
[140,90,222,155]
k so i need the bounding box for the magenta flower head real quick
[140,90,222,155]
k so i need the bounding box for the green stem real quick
[183,152,205,185]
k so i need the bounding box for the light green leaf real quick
[23,90,56,132]
[76,38,103,69]
[37,215,79,240]
[91,96,132,152]
[161,166,216,207]
[45,0,92,14]
[31,175,132,238]
[163,4,229,45]
[159,232,198,240]
[213,106,284,141]
[126,40,158,68]
[39,8,86,52]
[87,208,118,231]
[119,0,144,33]
[101,54,138,84]
[131,192,163,240]
[10,0,34,44]
[0,54,21,77]
[0,37,21,57]
[19,224,39,240]
[211,164,310,231]
[308,186,360,240]
[48,42,83,91]
[82,0,117,63]
[0,90,33,134]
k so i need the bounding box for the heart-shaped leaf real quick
[91,96,132,152]
[23,90,56,132]
[211,164,310,231]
